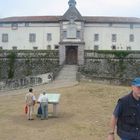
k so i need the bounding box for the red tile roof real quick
[0,15,140,23]
[0,16,61,23]
[83,16,140,23]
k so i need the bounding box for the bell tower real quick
[68,0,76,7]
[59,0,85,65]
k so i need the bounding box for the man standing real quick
[38,92,48,120]
[25,88,36,120]
[108,77,140,140]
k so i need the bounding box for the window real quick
[54,45,59,49]
[2,33,8,42]
[94,34,99,41]
[0,23,3,27]
[130,24,134,29]
[109,23,112,27]
[11,23,18,30]
[112,45,116,50]
[47,33,52,41]
[0,46,3,50]
[29,33,36,42]
[12,46,17,50]
[76,31,80,38]
[63,31,67,39]
[94,45,99,50]
[25,23,29,27]
[129,34,134,42]
[47,45,51,50]
[33,46,38,50]
[112,34,117,42]
[127,46,131,50]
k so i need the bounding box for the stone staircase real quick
[52,65,78,85]
[0,65,79,94]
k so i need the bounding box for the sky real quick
[0,0,140,18]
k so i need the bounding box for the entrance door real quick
[66,46,78,64]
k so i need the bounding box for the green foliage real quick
[95,50,130,58]
[113,51,130,58]
[7,52,17,79]
[0,60,2,79]
[24,57,32,76]
[95,50,130,78]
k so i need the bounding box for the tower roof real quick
[61,0,83,21]
[68,0,76,7]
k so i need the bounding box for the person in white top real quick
[39,92,48,120]
[25,88,36,120]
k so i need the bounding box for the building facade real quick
[0,0,140,65]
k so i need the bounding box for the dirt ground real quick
[0,82,131,140]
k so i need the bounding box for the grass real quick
[0,82,130,140]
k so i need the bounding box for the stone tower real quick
[59,0,85,65]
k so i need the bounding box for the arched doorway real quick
[66,46,78,64]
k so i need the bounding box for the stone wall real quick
[0,50,61,91]
[79,50,140,85]
[0,73,53,91]
[0,50,59,80]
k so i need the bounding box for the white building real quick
[0,0,140,65]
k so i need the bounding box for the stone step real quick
[54,65,78,83]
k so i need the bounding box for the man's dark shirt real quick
[113,92,140,140]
